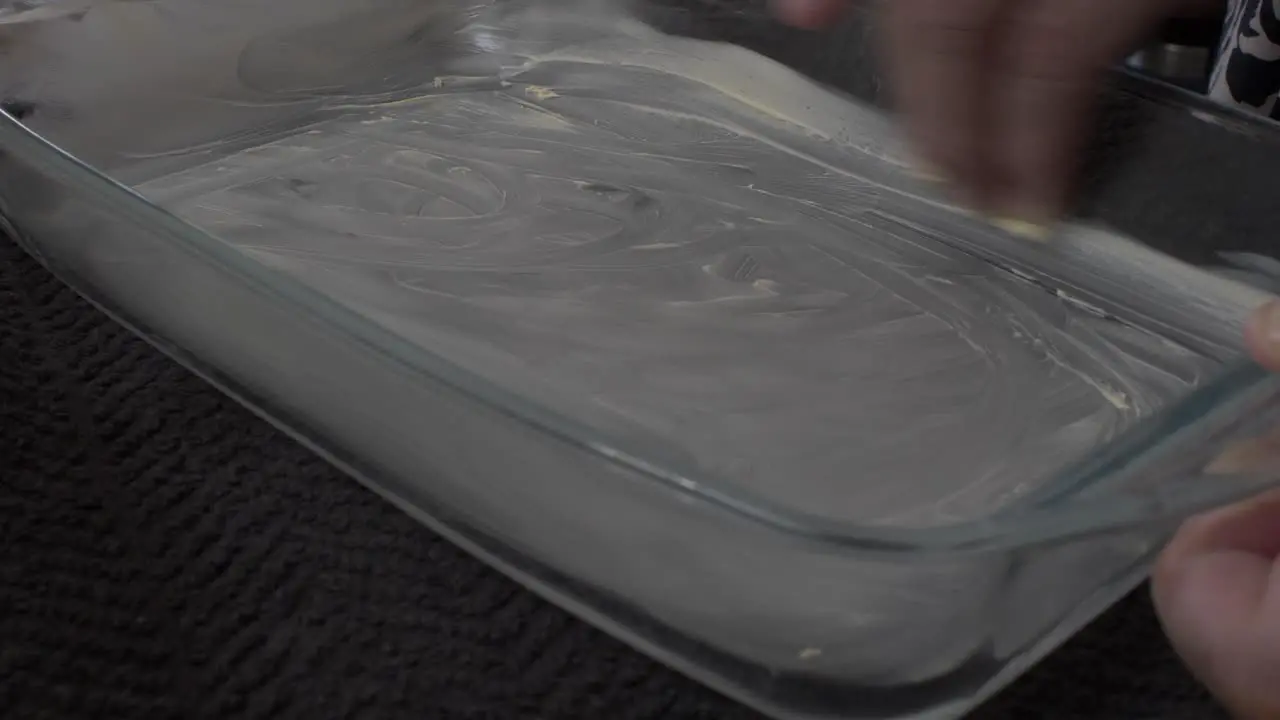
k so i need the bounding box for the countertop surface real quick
[0,227,1231,719]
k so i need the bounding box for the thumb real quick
[1247,300,1280,371]
[1152,489,1280,720]
[1151,299,1280,719]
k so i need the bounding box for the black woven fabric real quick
[0,230,1228,720]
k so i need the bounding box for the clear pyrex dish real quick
[3,0,1280,718]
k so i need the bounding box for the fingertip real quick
[926,153,988,213]
[989,106,1075,230]
[1152,545,1280,720]
[992,0,1172,236]
[770,0,849,29]
[987,92,1075,228]
[991,191,1061,233]
[1245,300,1280,371]
[1162,488,1280,562]
[883,0,1006,217]
[1154,489,1280,628]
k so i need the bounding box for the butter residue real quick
[1092,381,1131,411]
[990,216,1050,242]
[524,85,559,100]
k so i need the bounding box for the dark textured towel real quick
[0,231,1227,719]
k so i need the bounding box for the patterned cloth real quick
[1211,0,1280,116]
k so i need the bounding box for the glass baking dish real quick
[3,0,1280,718]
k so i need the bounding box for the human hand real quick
[771,0,1218,224]
[1153,301,1280,720]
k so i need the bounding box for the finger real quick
[882,0,1007,208]
[1161,488,1280,567]
[1153,489,1280,719]
[992,0,1183,222]
[772,0,851,29]
[1246,300,1280,372]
